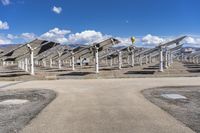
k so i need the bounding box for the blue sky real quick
[0,0,200,46]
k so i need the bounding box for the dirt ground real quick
[142,86,200,133]
[0,78,199,133]
[1,61,200,81]
[0,89,56,133]
[0,61,200,132]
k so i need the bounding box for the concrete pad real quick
[0,99,29,105]
[161,94,187,99]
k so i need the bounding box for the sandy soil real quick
[142,86,200,133]
[0,89,56,133]
[1,61,200,81]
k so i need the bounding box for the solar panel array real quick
[0,36,188,75]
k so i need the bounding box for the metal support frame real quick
[43,59,46,67]
[50,58,52,68]
[22,59,25,70]
[148,54,152,64]
[57,51,62,69]
[27,44,35,75]
[118,51,122,69]
[69,59,72,67]
[164,50,168,69]
[71,52,75,71]
[127,55,130,65]
[110,57,113,67]
[145,55,148,64]
[167,51,171,67]
[25,58,28,72]
[131,51,135,67]
[30,50,34,75]
[95,47,99,73]
[139,56,143,66]
[196,57,199,64]
[159,47,164,72]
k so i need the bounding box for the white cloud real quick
[116,37,131,45]
[7,34,17,39]
[40,28,71,44]
[0,39,12,44]
[116,37,141,46]
[0,20,9,30]
[4,33,37,44]
[7,33,37,41]
[141,35,200,47]
[184,36,200,45]
[41,29,110,44]
[4,29,200,48]
[20,33,37,41]
[0,35,12,44]
[142,34,164,46]
[1,0,10,5]
[67,30,110,44]
[52,6,62,14]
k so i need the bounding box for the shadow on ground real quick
[100,68,118,71]
[0,70,25,74]
[187,69,200,73]
[47,69,69,72]
[0,73,30,77]
[124,70,155,75]
[58,72,93,76]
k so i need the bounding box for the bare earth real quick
[142,86,200,133]
[0,77,200,133]
[0,89,56,133]
[1,62,200,81]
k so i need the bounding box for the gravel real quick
[0,89,56,133]
[142,86,200,133]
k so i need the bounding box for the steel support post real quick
[25,58,28,72]
[164,50,168,69]
[30,50,34,75]
[71,52,75,71]
[94,47,99,73]
[159,48,164,72]
[118,51,122,69]
[131,51,135,67]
